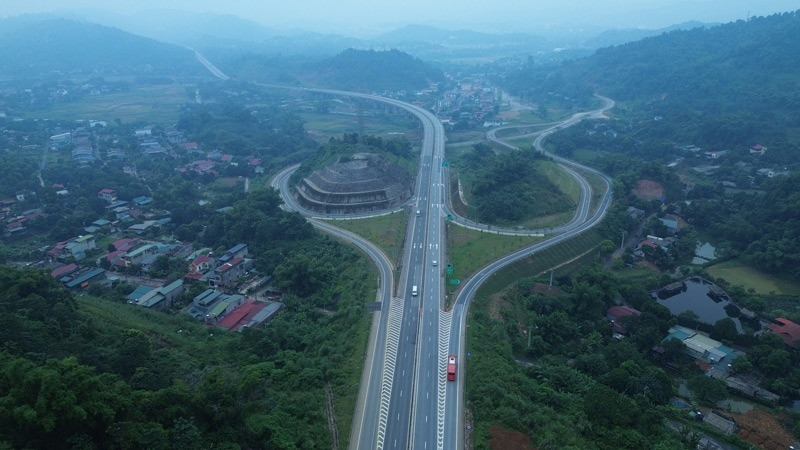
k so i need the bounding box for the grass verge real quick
[321,211,408,266]
[471,229,603,299]
[445,224,541,293]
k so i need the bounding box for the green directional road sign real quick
[446,214,453,221]
[441,159,449,167]
[446,264,454,275]
[449,278,460,285]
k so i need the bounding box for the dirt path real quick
[536,245,599,276]
[324,382,339,450]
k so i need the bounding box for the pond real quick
[692,241,717,264]
[653,278,758,333]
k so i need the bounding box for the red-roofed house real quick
[768,318,800,349]
[51,263,78,279]
[112,237,139,252]
[217,299,260,330]
[106,249,128,267]
[189,255,213,273]
[46,241,69,261]
[212,257,252,286]
[184,272,205,281]
[98,188,117,204]
[183,142,198,151]
[749,144,767,155]
[607,305,642,335]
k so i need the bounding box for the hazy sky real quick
[3,0,799,34]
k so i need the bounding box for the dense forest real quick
[684,173,800,278]
[226,48,445,92]
[503,11,800,152]
[457,143,575,224]
[177,97,316,166]
[308,48,445,92]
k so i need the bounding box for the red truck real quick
[447,354,457,381]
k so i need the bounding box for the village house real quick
[702,411,736,435]
[216,299,284,332]
[127,279,185,310]
[98,188,117,204]
[218,243,248,264]
[663,325,735,365]
[768,318,800,349]
[211,257,253,287]
[606,305,641,335]
[122,243,158,267]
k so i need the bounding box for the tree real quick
[661,338,686,364]
[687,374,727,403]
[711,317,738,342]
[730,355,753,375]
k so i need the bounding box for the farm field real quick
[24,84,191,123]
[707,259,800,295]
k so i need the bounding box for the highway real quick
[269,88,449,450]
[442,95,615,449]
[267,86,614,450]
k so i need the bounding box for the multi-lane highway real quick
[269,87,613,450]
[269,88,449,449]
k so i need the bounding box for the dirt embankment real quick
[731,408,797,450]
[488,426,536,450]
[631,179,664,201]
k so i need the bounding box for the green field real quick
[707,259,800,295]
[301,112,418,140]
[321,211,408,266]
[446,223,542,293]
[25,85,191,123]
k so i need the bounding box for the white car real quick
[432,260,438,266]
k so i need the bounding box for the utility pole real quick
[548,268,554,292]
[620,230,627,252]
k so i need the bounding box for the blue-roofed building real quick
[126,285,154,303]
[218,243,248,263]
[659,218,679,234]
[129,279,184,310]
[132,196,153,207]
[65,268,106,289]
[663,325,732,364]
[665,325,695,342]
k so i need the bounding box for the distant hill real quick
[61,8,280,48]
[0,17,202,78]
[506,11,800,114]
[582,21,713,48]
[374,24,547,46]
[369,24,564,62]
[306,48,445,92]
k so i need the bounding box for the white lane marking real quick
[376,296,405,449]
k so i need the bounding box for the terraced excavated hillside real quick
[295,153,412,214]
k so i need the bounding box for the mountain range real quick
[0,16,201,78]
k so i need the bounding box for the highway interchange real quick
[271,88,615,450]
